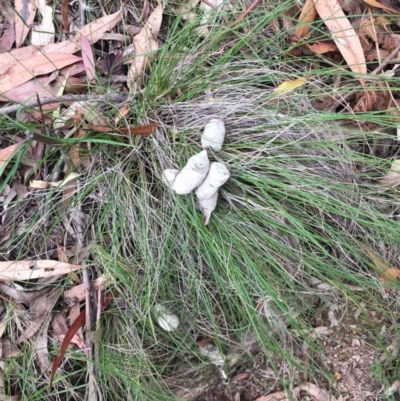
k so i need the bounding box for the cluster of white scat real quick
[162,119,230,225]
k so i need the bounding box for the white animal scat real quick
[195,162,230,201]
[154,304,180,332]
[201,119,226,152]
[172,150,210,195]
[198,191,218,225]
[162,169,180,189]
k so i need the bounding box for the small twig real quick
[0,93,131,115]
[233,0,263,26]
[328,42,400,111]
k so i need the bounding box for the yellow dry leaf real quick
[379,160,400,187]
[274,77,308,94]
[127,3,163,92]
[313,0,367,84]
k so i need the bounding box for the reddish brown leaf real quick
[86,122,159,136]
[50,290,117,388]
[61,0,69,30]
[0,53,82,94]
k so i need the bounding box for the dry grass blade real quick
[313,0,367,84]
[0,260,84,281]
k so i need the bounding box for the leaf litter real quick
[1,0,400,400]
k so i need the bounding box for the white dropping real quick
[162,169,180,189]
[172,150,210,194]
[154,304,179,332]
[201,119,226,152]
[199,343,227,378]
[195,162,230,200]
[198,191,218,225]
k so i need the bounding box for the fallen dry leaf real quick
[306,42,338,54]
[293,0,317,40]
[128,3,163,92]
[313,0,367,84]
[0,62,85,103]
[15,288,61,344]
[0,282,50,304]
[0,260,83,281]
[292,382,333,401]
[379,160,400,187]
[0,53,81,94]
[363,0,400,13]
[0,11,121,69]
[80,34,96,80]
[0,338,20,359]
[86,122,159,136]
[34,318,51,369]
[355,239,400,282]
[255,391,287,401]
[63,275,109,302]
[15,0,37,47]
[0,21,16,54]
[51,312,86,349]
[0,142,25,172]
[61,0,69,30]
[274,77,308,94]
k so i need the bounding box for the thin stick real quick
[328,42,400,111]
[233,0,263,25]
[0,93,131,115]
